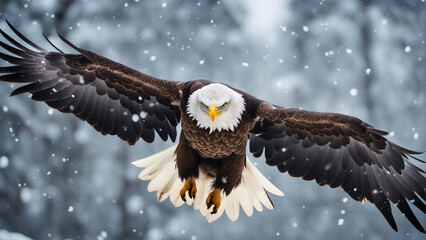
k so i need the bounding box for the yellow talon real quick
[179,177,197,202]
[206,188,221,214]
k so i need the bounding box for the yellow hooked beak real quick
[209,105,218,123]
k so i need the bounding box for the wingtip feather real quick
[57,33,84,54]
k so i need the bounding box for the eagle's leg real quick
[207,154,245,214]
[206,188,221,214]
[176,133,200,202]
[179,177,197,201]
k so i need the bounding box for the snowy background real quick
[0,0,425,239]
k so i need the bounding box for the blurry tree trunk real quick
[360,0,375,121]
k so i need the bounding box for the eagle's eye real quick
[219,102,228,110]
[201,103,208,109]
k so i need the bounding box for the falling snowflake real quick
[413,133,419,139]
[0,156,9,168]
[404,46,411,53]
[366,68,371,75]
[350,88,358,96]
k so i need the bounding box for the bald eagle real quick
[0,21,424,233]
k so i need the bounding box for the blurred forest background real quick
[0,0,424,239]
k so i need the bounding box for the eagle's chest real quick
[181,113,254,159]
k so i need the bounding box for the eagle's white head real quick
[187,83,246,133]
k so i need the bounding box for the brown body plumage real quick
[0,21,424,232]
[177,80,259,194]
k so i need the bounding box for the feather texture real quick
[250,103,426,232]
[132,145,284,223]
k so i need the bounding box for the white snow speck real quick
[338,218,344,226]
[79,76,84,84]
[96,26,102,31]
[221,177,227,184]
[242,62,249,67]
[0,156,9,168]
[278,58,284,63]
[132,114,140,122]
[346,48,352,54]
[68,206,74,212]
[140,111,147,119]
[2,105,8,112]
[389,131,395,137]
[48,108,54,116]
[292,222,298,228]
[404,46,411,53]
[199,60,205,65]
[324,162,332,170]
[161,2,167,8]
[413,133,419,139]
[276,232,280,236]
[124,2,128,7]
[150,56,156,61]
[366,68,371,75]
[349,88,358,96]
[340,209,346,214]
[47,171,51,175]
[281,147,287,152]
[303,26,309,32]
[342,197,348,203]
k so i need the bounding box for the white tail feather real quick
[132,144,284,222]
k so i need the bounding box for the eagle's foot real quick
[179,177,197,202]
[206,188,221,214]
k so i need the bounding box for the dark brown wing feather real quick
[0,21,183,145]
[250,102,425,233]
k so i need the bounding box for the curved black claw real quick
[206,188,221,214]
[179,177,197,202]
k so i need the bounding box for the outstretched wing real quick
[249,102,425,232]
[0,21,184,145]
